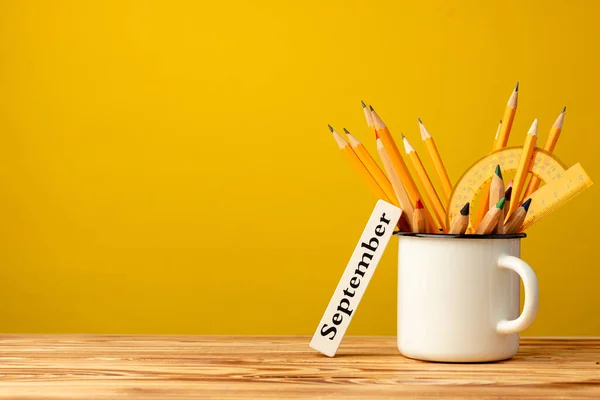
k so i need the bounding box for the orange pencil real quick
[475,83,519,227]
[376,134,414,222]
[418,118,453,204]
[328,125,391,202]
[507,119,538,218]
[493,120,502,149]
[343,128,399,205]
[494,82,519,150]
[369,106,438,232]
[370,108,424,206]
[523,107,566,198]
[402,134,447,232]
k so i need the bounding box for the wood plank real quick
[0,335,598,399]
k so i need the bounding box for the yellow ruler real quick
[521,163,592,230]
[447,147,592,230]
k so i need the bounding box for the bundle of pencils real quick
[327,83,585,235]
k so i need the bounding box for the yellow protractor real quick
[447,147,592,230]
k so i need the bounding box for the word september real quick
[310,200,401,357]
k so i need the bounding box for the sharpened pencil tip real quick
[361,100,366,108]
[495,165,503,179]
[328,124,334,133]
[460,202,470,216]
[343,128,350,135]
[496,197,506,210]
[522,198,532,212]
[418,117,422,124]
[375,131,380,140]
[415,199,424,209]
[508,179,514,188]
[515,81,519,92]
[401,133,406,139]
[369,105,374,112]
[563,106,567,113]
[504,186,513,201]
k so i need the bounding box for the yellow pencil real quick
[418,118,453,204]
[506,119,538,218]
[370,108,424,205]
[376,135,414,223]
[329,125,391,202]
[402,134,447,232]
[343,128,399,205]
[369,106,439,232]
[361,100,374,131]
[523,107,566,198]
[493,120,502,148]
[474,83,519,227]
[494,82,519,150]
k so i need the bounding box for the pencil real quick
[449,202,470,234]
[493,120,502,148]
[494,82,519,150]
[343,128,399,205]
[506,119,538,218]
[361,101,374,131]
[402,134,448,232]
[418,118,453,204]
[412,199,426,233]
[476,198,506,235]
[329,125,391,202]
[370,106,439,232]
[523,107,566,198]
[474,83,519,227]
[504,180,513,216]
[376,134,415,223]
[489,165,506,234]
[370,108,424,206]
[504,198,531,234]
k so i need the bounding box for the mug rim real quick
[395,232,526,239]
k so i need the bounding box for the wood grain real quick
[0,335,598,399]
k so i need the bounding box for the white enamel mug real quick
[397,233,539,362]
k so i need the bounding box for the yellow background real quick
[0,0,598,335]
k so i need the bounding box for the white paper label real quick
[310,200,402,357]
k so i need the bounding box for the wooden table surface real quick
[0,335,599,399]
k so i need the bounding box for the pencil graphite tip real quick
[361,100,366,108]
[343,128,350,135]
[495,165,503,179]
[504,186,513,201]
[460,202,470,216]
[418,117,423,124]
[415,199,424,209]
[562,106,567,113]
[369,105,374,112]
[401,133,405,139]
[496,197,506,210]
[515,81,519,92]
[328,124,334,133]
[375,131,380,140]
[522,198,532,212]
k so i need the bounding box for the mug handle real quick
[495,255,539,335]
